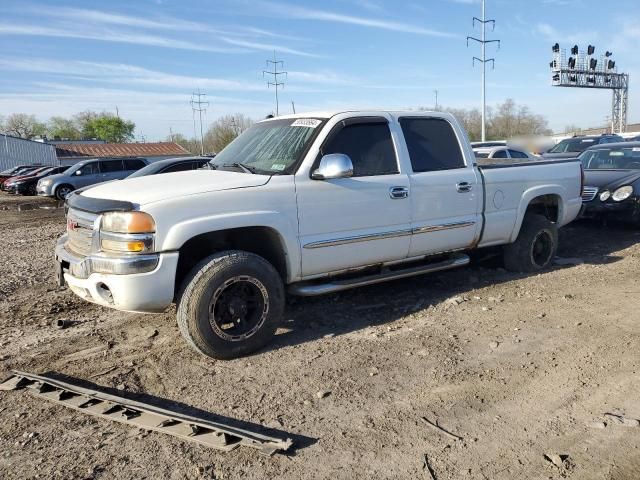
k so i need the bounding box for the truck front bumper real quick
[55,235,179,313]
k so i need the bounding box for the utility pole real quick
[434,90,439,111]
[190,89,209,155]
[263,51,287,116]
[467,0,500,142]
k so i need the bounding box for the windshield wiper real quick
[218,162,257,174]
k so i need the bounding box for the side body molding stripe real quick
[303,221,476,249]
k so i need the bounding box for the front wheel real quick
[503,214,558,272]
[55,184,74,201]
[177,251,285,360]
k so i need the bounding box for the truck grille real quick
[582,186,598,202]
[65,209,98,257]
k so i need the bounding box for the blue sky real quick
[0,0,638,140]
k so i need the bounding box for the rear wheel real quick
[177,251,285,360]
[55,184,73,200]
[503,214,558,272]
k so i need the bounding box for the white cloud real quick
[254,1,458,38]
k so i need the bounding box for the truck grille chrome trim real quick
[66,208,99,257]
[581,186,598,202]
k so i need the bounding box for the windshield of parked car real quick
[580,147,640,170]
[549,138,599,153]
[210,118,326,174]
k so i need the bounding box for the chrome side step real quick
[289,254,470,296]
[0,370,293,456]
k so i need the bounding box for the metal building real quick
[0,134,58,171]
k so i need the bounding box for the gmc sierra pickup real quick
[56,111,583,359]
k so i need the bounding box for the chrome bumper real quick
[55,234,159,278]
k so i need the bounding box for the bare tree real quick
[204,114,254,154]
[2,113,46,139]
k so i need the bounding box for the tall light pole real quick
[467,0,500,142]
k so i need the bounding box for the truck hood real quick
[79,170,271,206]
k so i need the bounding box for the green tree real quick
[47,116,82,140]
[84,115,135,143]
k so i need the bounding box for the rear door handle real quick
[389,186,409,199]
[456,182,473,193]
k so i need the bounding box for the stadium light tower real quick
[467,0,500,142]
[550,44,629,133]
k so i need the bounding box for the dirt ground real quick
[0,192,638,480]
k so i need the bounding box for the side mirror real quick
[312,154,354,180]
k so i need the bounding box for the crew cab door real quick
[398,116,481,256]
[296,117,411,277]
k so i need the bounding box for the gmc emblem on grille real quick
[67,219,79,231]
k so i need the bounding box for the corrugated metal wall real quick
[0,135,58,171]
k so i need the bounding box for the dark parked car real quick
[0,165,43,184]
[127,156,211,179]
[580,142,640,225]
[0,166,51,191]
[4,166,68,195]
[544,134,624,160]
[626,135,640,142]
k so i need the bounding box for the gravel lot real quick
[0,192,638,480]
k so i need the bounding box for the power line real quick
[263,51,287,116]
[467,0,500,142]
[190,89,209,155]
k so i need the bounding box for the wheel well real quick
[525,194,560,223]
[174,227,288,299]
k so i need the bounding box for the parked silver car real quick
[37,157,148,200]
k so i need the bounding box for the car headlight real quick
[40,179,52,186]
[612,186,633,202]
[599,190,611,201]
[100,212,155,254]
[101,211,155,233]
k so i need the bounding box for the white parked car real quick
[55,111,583,359]
[474,146,536,160]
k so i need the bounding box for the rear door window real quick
[162,162,194,173]
[123,159,146,170]
[322,121,398,177]
[398,117,465,172]
[493,150,508,159]
[100,160,124,172]
[508,149,529,159]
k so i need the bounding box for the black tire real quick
[177,250,285,360]
[503,214,558,272]
[55,184,74,201]
[27,184,37,196]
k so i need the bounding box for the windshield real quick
[210,118,326,174]
[580,147,640,170]
[549,138,597,153]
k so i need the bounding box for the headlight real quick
[612,186,633,202]
[100,212,155,254]
[40,179,52,186]
[599,190,611,201]
[101,211,155,233]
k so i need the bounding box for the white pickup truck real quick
[56,111,583,359]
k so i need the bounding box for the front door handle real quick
[389,186,409,199]
[456,182,473,193]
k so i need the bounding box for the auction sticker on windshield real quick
[292,119,322,128]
